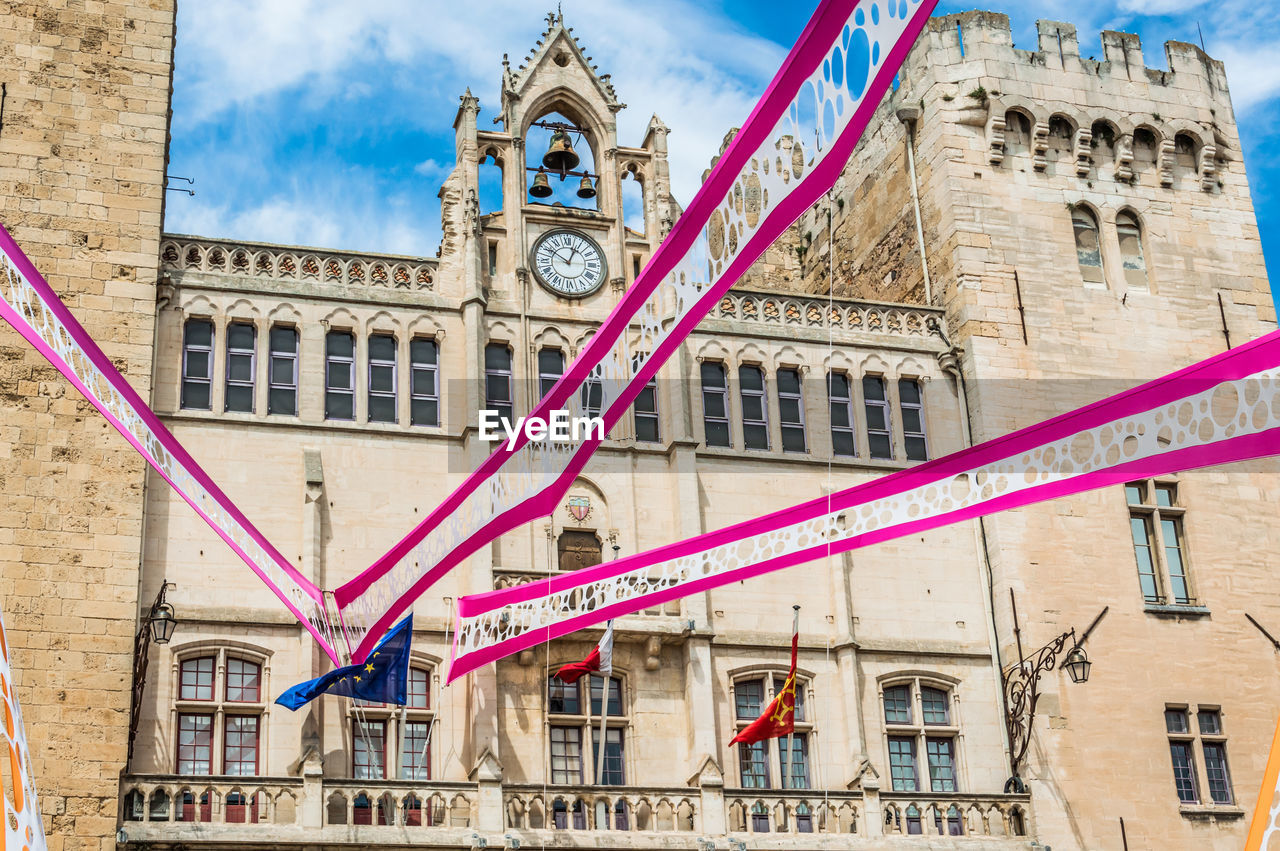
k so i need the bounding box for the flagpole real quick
[782,605,799,792]
[596,663,610,785]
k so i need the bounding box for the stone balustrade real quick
[707,289,941,339]
[160,235,438,290]
[118,775,1031,845]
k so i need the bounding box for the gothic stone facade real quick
[0,6,1275,851]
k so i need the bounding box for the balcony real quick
[118,775,1031,846]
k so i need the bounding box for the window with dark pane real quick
[547,676,581,715]
[774,673,805,722]
[778,734,809,789]
[589,675,623,717]
[926,738,957,792]
[1169,741,1198,803]
[898,378,928,461]
[1165,708,1190,734]
[736,678,765,720]
[1203,742,1233,804]
[828,371,856,456]
[777,367,806,452]
[591,727,625,784]
[634,376,660,442]
[484,343,514,425]
[538,347,564,400]
[739,740,769,788]
[410,338,439,427]
[739,365,769,450]
[224,322,255,413]
[181,319,214,410]
[581,372,603,419]
[1126,480,1194,606]
[367,334,397,423]
[887,736,918,791]
[324,331,355,420]
[701,361,731,447]
[921,686,949,725]
[268,325,298,415]
[863,375,892,459]
[883,685,911,724]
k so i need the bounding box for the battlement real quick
[918,12,1234,119]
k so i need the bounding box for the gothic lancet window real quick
[1071,207,1104,285]
[1116,211,1148,290]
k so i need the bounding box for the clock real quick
[530,229,607,298]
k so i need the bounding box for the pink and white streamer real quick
[447,331,1280,681]
[335,0,939,660]
[0,228,337,662]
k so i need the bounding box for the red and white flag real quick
[555,620,613,683]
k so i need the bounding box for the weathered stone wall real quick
[830,10,1279,850]
[0,2,174,848]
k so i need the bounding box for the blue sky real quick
[165,1,1280,308]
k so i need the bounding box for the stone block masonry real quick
[0,2,175,849]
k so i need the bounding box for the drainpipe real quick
[896,107,932,305]
[928,317,1013,773]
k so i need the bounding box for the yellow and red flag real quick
[731,614,798,746]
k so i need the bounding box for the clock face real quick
[531,229,607,298]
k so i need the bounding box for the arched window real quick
[351,663,436,785]
[1116,211,1148,289]
[1090,121,1117,174]
[1002,111,1032,159]
[732,674,814,789]
[1175,133,1199,175]
[538,347,565,400]
[1047,115,1075,163]
[1071,206,1104,285]
[526,110,599,211]
[547,672,627,785]
[881,679,961,794]
[1132,127,1159,176]
[621,168,645,236]
[175,652,266,778]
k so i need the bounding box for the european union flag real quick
[275,616,413,710]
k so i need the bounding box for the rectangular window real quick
[401,721,432,780]
[591,727,625,785]
[325,331,355,420]
[487,241,498,276]
[353,720,387,779]
[548,676,580,715]
[177,713,212,775]
[777,368,806,453]
[550,726,583,784]
[739,740,769,788]
[181,319,214,410]
[863,376,893,459]
[1166,708,1190,734]
[775,674,806,723]
[828,372,856,457]
[887,736,918,791]
[225,658,260,702]
[484,344,514,425]
[1169,741,1199,804]
[410,338,439,426]
[739,365,769,450]
[883,685,911,724]
[268,326,298,416]
[701,361,731,448]
[1203,742,1233,804]
[926,738,957,792]
[589,675,623,717]
[898,378,928,461]
[538,347,564,400]
[224,322,255,413]
[180,657,215,701]
[921,687,950,725]
[407,667,431,710]
[634,376,660,442]
[778,735,809,789]
[1127,481,1193,605]
[367,333,397,423]
[736,679,765,720]
[223,715,259,776]
[581,374,603,420]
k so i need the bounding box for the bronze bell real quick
[542,129,580,174]
[529,170,552,199]
[576,175,596,199]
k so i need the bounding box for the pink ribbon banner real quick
[447,330,1280,681]
[0,227,336,661]
[334,0,940,660]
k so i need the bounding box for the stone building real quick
[0,5,1275,851]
